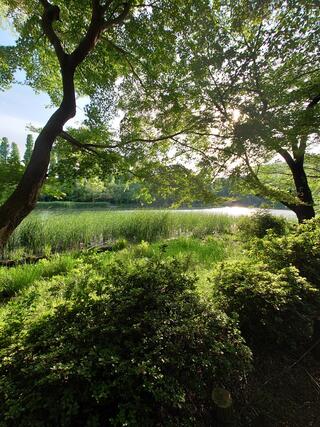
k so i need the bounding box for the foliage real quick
[0,137,9,162]
[8,142,20,163]
[211,260,320,350]
[3,1,319,214]
[255,155,320,209]
[36,201,114,209]
[117,0,320,216]
[23,134,34,165]
[149,236,227,268]
[0,257,251,426]
[254,217,320,289]
[237,210,287,240]
[0,137,24,203]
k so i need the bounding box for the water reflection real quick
[178,206,296,219]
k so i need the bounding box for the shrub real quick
[253,217,320,288]
[211,260,320,350]
[238,210,287,240]
[0,257,251,427]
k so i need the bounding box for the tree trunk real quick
[0,68,76,250]
[291,204,315,223]
[279,149,315,223]
[290,162,315,223]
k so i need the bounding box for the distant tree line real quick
[0,134,296,209]
[0,135,35,203]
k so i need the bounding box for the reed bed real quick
[4,210,238,257]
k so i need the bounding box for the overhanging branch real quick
[59,131,99,154]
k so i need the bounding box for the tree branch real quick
[277,148,296,171]
[60,123,204,154]
[307,93,320,109]
[106,39,148,91]
[104,2,131,29]
[70,1,105,67]
[70,1,132,68]
[59,130,99,154]
[39,0,66,65]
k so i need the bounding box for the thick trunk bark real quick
[0,68,76,250]
[290,162,315,223]
[278,149,315,223]
[291,204,315,223]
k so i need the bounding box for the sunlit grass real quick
[4,210,238,257]
[0,255,77,301]
[0,232,242,304]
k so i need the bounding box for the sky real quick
[0,27,87,155]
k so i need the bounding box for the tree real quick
[23,134,34,165]
[0,137,9,163]
[115,0,320,222]
[8,142,20,164]
[0,0,214,248]
[0,0,133,248]
[205,1,320,223]
[0,138,23,203]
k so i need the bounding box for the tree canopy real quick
[0,0,319,244]
[103,0,320,220]
[0,0,219,246]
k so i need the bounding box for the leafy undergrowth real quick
[0,256,251,426]
[1,218,320,425]
[0,236,234,306]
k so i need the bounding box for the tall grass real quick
[4,210,237,257]
[0,254,76,300]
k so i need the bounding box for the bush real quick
[211,260,320,350]
[253,217,320,288]
[0,257,251,427]
[238,210,287,240]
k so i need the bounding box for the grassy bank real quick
[0,236,233,302]
[5,210,237,258]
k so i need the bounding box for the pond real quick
[177,206,296,219]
